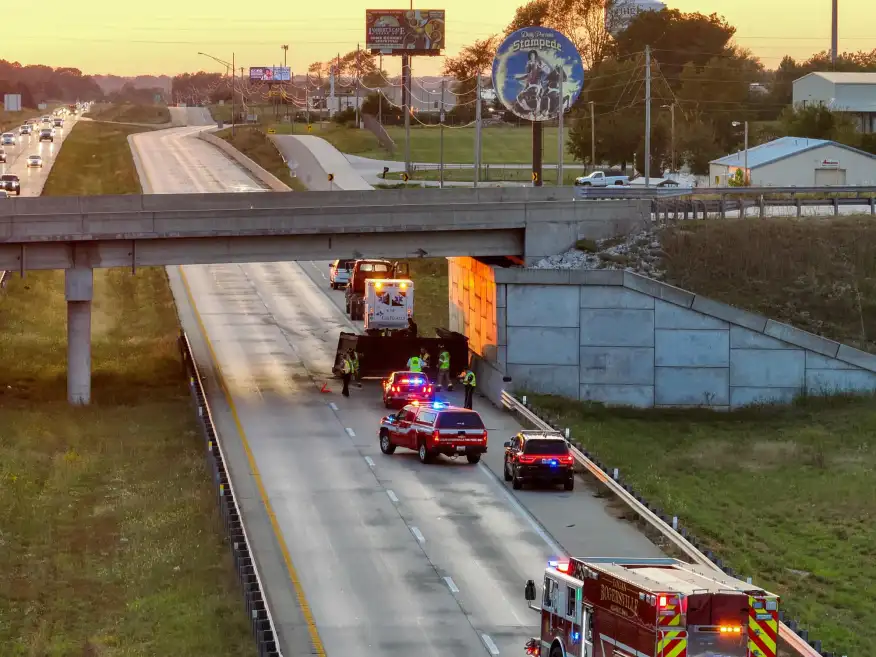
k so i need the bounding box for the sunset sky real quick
[3,0,872,77]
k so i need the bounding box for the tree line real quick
[0,60,103,109]
[443,0,876,174]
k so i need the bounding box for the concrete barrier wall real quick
[448,257,498,361]
[197,132,291,192]
[488,268,876,409]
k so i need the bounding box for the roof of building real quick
[710,136,876,169]
[795,71,876,85]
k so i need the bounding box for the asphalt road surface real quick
[130,116,660,657]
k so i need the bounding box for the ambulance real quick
[523,557,780,657]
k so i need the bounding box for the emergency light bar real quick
[548,560,570,573]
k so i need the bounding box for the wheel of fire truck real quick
[352,298,364,321]
[379,431,396,455]
[418,441,434,464]
[549,641,563,657]
[466,453,481,464]
[563,477,574,491]
[503,460,512,481]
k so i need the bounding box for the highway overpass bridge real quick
[1,187,646,404]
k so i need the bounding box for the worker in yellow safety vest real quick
[341,352,353,397]
[437,345,452,391]
[460,367,476,409]
[351,350,362,388]
[407,354,423,373]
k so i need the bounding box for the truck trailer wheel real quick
[466,453,481,464]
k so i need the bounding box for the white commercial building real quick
[792,72,876,133]
[709,136,876,187]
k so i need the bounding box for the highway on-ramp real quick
[130,117,659,657]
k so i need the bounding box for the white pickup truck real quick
[574,171,630,187]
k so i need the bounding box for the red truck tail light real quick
[425,386,432,393]
[559,454,574,465]
[431,430,440,442]
[518,455,539,464]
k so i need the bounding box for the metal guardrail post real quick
[498,389,828,657]
[179,331,284,657]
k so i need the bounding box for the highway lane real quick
[1,116,78,197]
[131,125,556,657]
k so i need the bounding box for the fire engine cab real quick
[524,557,780,657]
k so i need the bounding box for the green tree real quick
[677,118,723,175]
[442,36,499,104]
[779,104,861,147]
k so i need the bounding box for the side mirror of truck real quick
[525,580,537,602]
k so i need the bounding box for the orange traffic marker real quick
[320,382,332,393]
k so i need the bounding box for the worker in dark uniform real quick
[461,367,477,409]
[407,317,418,338]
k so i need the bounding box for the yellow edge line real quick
[178,265,327,657]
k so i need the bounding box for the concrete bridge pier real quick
[65,266,93,405]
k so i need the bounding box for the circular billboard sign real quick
[491,27,585,122]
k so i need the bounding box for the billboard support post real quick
[533,120,543,187]
[330,62,336,118]
[474,72,482,187]
[355,43,362,128]
[231,52,236,137]
[557,73,564,185]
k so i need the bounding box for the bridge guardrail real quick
[576,184,876,200]
[500,389,832,657]
[178,331,283,657]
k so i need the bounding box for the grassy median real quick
[0,123,254,655]
[85,103,171,125]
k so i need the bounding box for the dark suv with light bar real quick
[379,402,488,464]
[382,370,434,408]
[503,431,575,491]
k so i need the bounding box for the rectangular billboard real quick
[3,94,22,112]
[366,9,445,55]
[249,67,292,82]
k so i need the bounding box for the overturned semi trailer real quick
[333,328,470,379]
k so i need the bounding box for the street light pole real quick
[557,71,564,185]
[744,120,749,185]
[589,100,595,172]
[644,45,652,188]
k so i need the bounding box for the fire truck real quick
[523,557,780,657]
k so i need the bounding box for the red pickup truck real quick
[378,402,488,464]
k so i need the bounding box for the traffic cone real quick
[320,381,332,393]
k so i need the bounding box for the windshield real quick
[524,439,569,455]
[436,412,485,430]
[1,175,19,181]
[358,263,390,272]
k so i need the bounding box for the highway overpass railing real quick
[179,331,283,657]
[499,390,838,657]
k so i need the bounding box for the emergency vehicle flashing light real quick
[548,560,570,573]
[719,626,742,634]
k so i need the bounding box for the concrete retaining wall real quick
[197,131,291,192]
[455,262,876,409]
[448,257,498,360]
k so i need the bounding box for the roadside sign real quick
[307,124,313,132]
[402,172,410,182]
[267,128,276,134]
[532,171,540,183]
[328,173,335,182]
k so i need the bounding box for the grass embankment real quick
[216,126,307,191]
[212,112,573,165]
[0,108,43,133]
[85,102,171,125]
[397,259,449,337]
[532,395,875,655]
[0,122,254,655]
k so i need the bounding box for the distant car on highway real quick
[0,148,6,163]
[19,125,32,136]
[39,128,54,142]
[53,118,64,128]
[574,171,630,187]
[1,133,16,146]
[0,174,21,195]
[329,258,354,290]
[26,154,43,168]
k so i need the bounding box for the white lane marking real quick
[411,526,425,543]
[345,427,356,437]
[386,489,399,503]
[444,576,459,593]
[481,633,501,656]
[329,402,338,411]
[478,463,565,557]
[364,456,375,468]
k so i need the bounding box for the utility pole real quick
[355,43,361,128]
[378,53,383,126]
[329,56,336,118]
[282,44,288,68]
[474,71,482,187]
[744,120,749,185]
[404,56,412,175]
[557,71,564,185]
[440,77,445,188]
[589,100,595,172]
[831,0,838,66]
[663,103,676,172]
[644,45,652,188]
[231,52,235,136]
